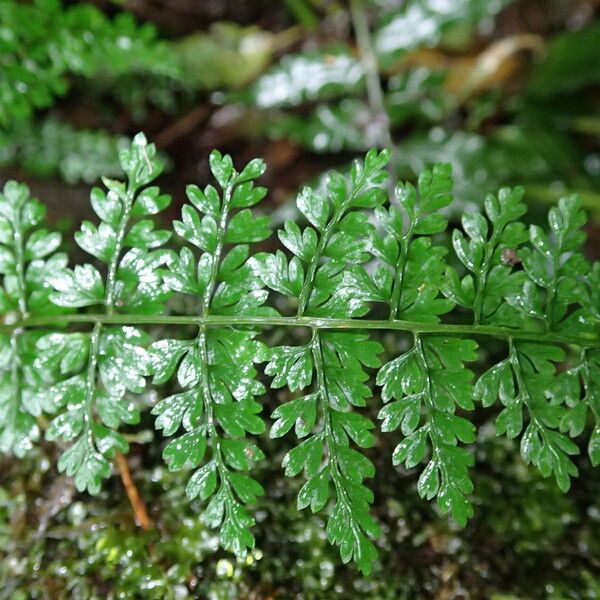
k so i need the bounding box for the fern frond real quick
[1,133,599,573]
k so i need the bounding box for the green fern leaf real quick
[0,181,67,456]
[255,149,390,574]
[2,134,600,574]
[148,150,271,556]
[36,133,170,493]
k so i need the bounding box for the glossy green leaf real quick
[39,134,169,494]
[377,334,477,525]
[2,138,600,577]
[0,181,65,457]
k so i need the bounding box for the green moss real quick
[2,430,600,599]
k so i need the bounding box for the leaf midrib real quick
[3,313,598,348]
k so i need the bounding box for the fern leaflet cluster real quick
[1,134,599,574]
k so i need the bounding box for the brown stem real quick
[115,452,153,530]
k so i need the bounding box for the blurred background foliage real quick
[1,0,600,597]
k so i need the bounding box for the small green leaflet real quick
[443,186,528,326]
[255,151,391,574]
[0,181,66,456]
[149,150,270,556]
[458,191,592,488]
[40,133,170,493]
[271,331,383,575]
[378,335,477,525]
[507,195,589,333]
[476,340,579,491]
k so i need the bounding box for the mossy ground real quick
[2,422,600,599]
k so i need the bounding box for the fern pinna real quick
[1,133,599,574]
